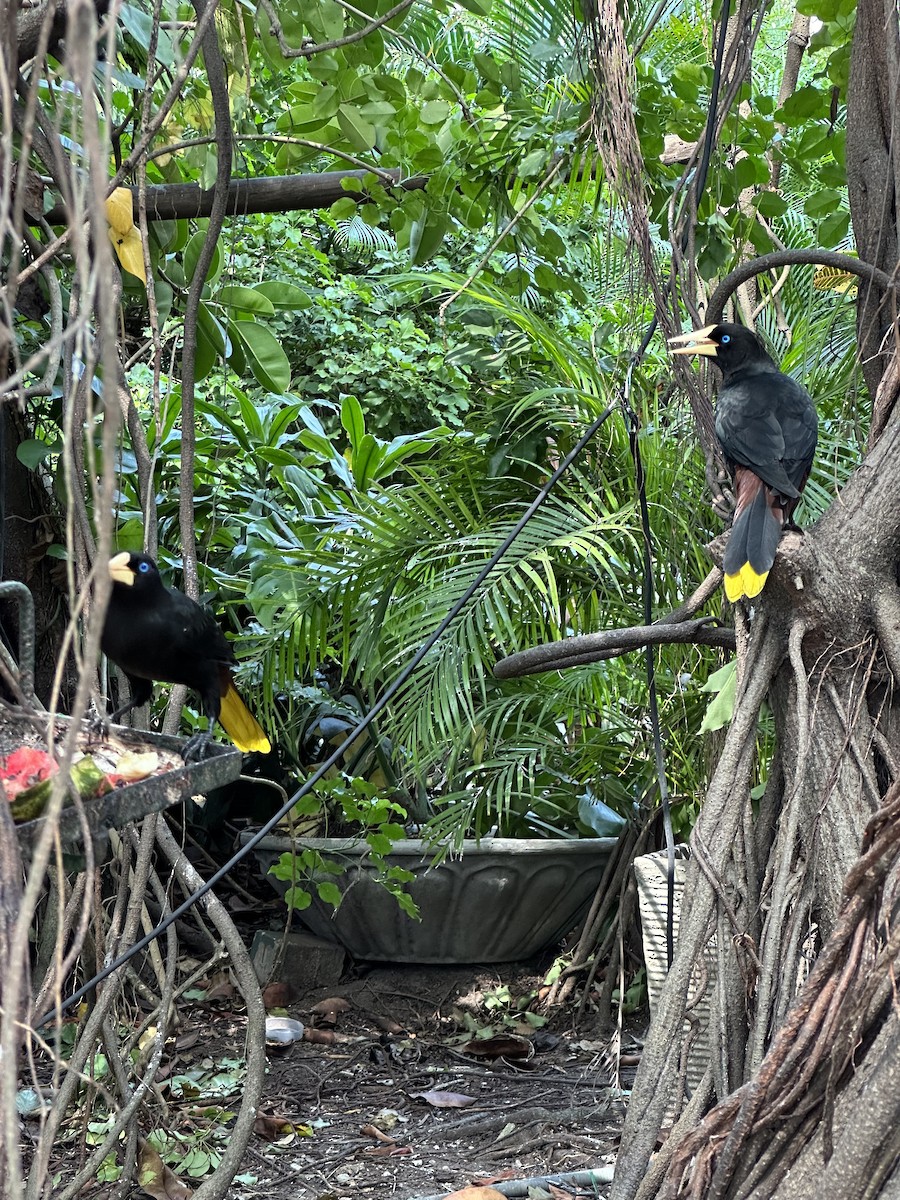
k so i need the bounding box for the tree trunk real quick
[611,382,900,1200]
[846,0,899,400]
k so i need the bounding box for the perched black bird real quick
[669,322,818,602]
[101,552,270,759]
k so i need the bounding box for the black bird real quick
[669,322,818,602]
[101,552,270,759]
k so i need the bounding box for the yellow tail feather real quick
[219,682,271,753]
[725,564,769,603]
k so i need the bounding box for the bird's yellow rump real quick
[724,564,768,603]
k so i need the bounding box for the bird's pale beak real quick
[108,551,135,586]
[668,324,718,357]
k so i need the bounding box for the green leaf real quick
[804,188,843,219]
[456,0,491,15]
[16,438,60,469]
[756,191,788,217]
[330,197,358,220]
[474,52,501,83]
[420,99,450,125]
[337,105,376,150]
[340,394,366,449]
[316,880,343,908]
[818,209,850,245]
[183,231,223,287]
[409,210,449,265]
[518,148,546,178]
[253,281,313,310]
[699,661,737,733]
[350,432,383,489]
[230,321,292,392]
[216,285,275,316]
[196,303,230,356]
[777,85,826,126]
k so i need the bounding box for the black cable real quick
[39,396,620,1025]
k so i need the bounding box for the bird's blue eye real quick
[138,561,151,573]
[721,334,731,344]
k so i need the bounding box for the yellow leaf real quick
[108,224,147,284]
[105,186,134,236]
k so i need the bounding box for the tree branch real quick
[42,168,427,225]
[704,249,896,325]
[493,616,734,679]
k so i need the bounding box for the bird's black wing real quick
[715,372,813,499]
[164,588,236,667]
[779,396,818,491]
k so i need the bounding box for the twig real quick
[410,1166,615,1200]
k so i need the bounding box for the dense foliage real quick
[11,0,865,851]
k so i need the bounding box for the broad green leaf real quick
[193,321,217,382]
[420,100,450,125]
[237,390,265,442]
[316,881,343,907]
[699,661,737,733]
[216,285,275,316]
[196,303,230,356]
[777,85,826,126]
[340,394,366,449]
[337,105,376,150]
[16,438,60,470]
[253,281,313,310]
[409,210,449,265]
[350,432,382,488]
[804,188,843,219]
[756,191,788,217]
[518,148,546,178]
[183,231,223,287]
[153,280,174,325]
[231,320,292,392]
[456,0,491,15]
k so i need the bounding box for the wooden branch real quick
[493,616,734,680]
[42,168,427,225]
[15,0,109,65]
[704,249,896,324]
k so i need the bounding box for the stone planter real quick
[242,834,618,964]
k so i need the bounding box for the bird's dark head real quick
[668,322,772,372]
[108,551,160,589]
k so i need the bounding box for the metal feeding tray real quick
[3,712,242,856]
[0,579,242,856]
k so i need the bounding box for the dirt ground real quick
[216,962,634,1200]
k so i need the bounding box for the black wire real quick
[621,0,732,969]
[39,397,620,1026]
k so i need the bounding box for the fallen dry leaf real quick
[548,1185,575,1198]
[443,1189,506,1199]
[302,1027,336,1045]
[360,1123,396,1144]
[370,1013,406,1034]
[302,1027,359,1045]
[204,972,235,1002]
[410,1089,478,1108]
[253,1112,296,1142]
[310,996,351,1026]
[361,1144,412,1157]
[459,1034,533,1061]
[262,981,290,1008]
[473,1171,517,1185]
[137,1141,191,1199]
[173,1030,200,1052]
